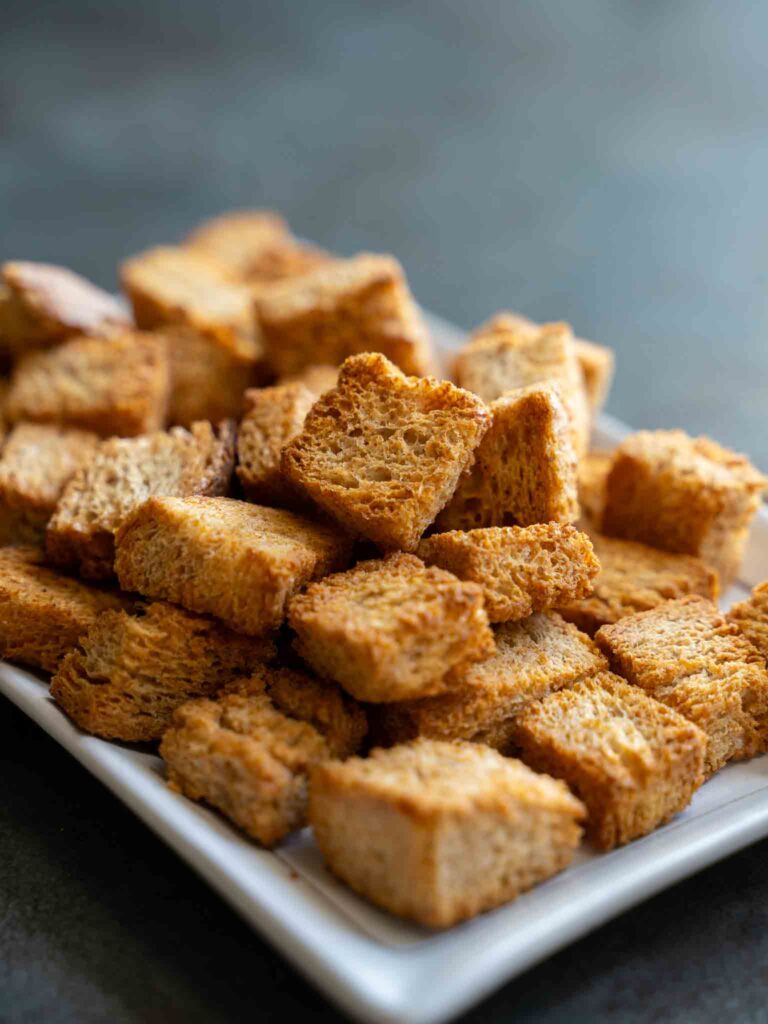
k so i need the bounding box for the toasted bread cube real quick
[46,422,235,580]
[373,611,607,750]
[166,326,261,426]
[289,553,494,703]
[115,496,352,635]
[454,317,589,456]
[255,254,435,377]
[602,430,766,585]
[559,533,719,636]
[121,246,258,351]
[282,353,490,550]
[578,450,612,529]
[574,338,615,417]
[417,524,599,623]
[50,601,274,742]
[309,739,585,927]
[0,261,130,355]
[236,383,317,505]
[161,691,331,846]
[435,383,578,532]
[279,363,339,397]
[511,672,706,850]
[596,596,768,774]
[728,581,768,661]
[0,423,101,544]
[5,331,170,437]
[0,546,130,672]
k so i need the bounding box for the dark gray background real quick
[2,2,768,1021]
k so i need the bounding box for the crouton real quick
[0,423,100,544]
[166,326,262,426]
[50,601,274,742]
[114,496,352,635]
[454,317,589,456]
[417,524,599,623]
[5,332,170,437]
[574,338,615,417]
[373,611,607,750]
[288,552,494,703]
[596,596,768,773]
[282,353,490,550]
[279,363,339,397]
[236,383,317,505]
[578,450,612,529]
[602,430,766,585]
[727,580,768,662]
[511,672,706,850]
[0,261,130,354]
[435,383,578,532]
[255,254,434,377]
[309,738,585,928]
[46,421,235,580]
[559,533,719,635]
[0,545,129,672]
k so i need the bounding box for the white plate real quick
[2,311,768,1024]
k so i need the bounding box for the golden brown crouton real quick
[435,383,578,532]
[417,524,599,623]
[50,601,274,742]
[602,430,766,585]
[309,738,585,928]
[511,672,706,850]
[454,316,589,456]
[559,533,719,636]
[114,496,352,636]
[596,596,768,774]
[121,245,258,351]
[161,691,330,846]
[578,450,612,529]
[0,545,129,672]
[5,331,170,437]
[255,253,434,377]
[373,611,607,750]
[236,383,317,505]
[282,353,490,550]
[46,421,235,580]
[574,338,615,418]
[727,580,768,662]
[166,326,262,426]
[0,423,101,544]
[288,552,494,703]
[0,261,130,355]
[279,363,339,397]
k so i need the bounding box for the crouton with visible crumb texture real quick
[309,738,585,927]
[0,546,129,672]
[728,581,768,662]
[50,601,274,742]
[417,524,598,623]
[47,421,235,580]
[596,596,768,773]
[511,672,706,849]
[436,383,578,532]
[282,353,490,550]
[115,496,352,636]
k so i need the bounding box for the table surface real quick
[3,2,768,1021]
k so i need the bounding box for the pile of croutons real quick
[1,209,767,929]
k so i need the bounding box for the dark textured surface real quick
[3,2,768,1022]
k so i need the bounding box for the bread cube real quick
[115,496,352,635]
[728,580,768,661]
[255,254,434,377]
[511,672,707,849]
[596,596,768,773]
[417,524,599,623]
[5,332,170,437]
[454,316,589,456]
[0,261,130,355]
[47,421,235,580]
[0,545,129,672]
[0,423,100,544]
[578,450,612,529]
[166,326,262,426]
[602,430,766,585]
[282,352,490,550]
[309,738,585,927]
[373,611,607,750]
[559,533,718,635]
[236,383,317,505]
[574,338,615,417]
[435,383,578,532]
[288,552,494,702]
[50,601,274,742]
[280,363,339,397]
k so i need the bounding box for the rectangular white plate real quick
[2,311,768,1024]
